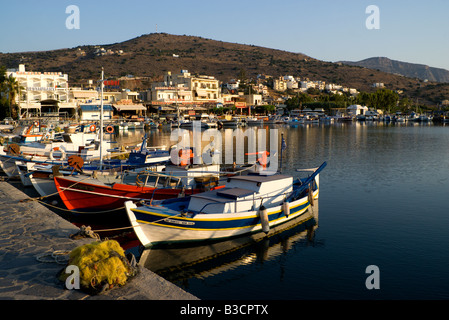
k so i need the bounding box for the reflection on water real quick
[137,203,320,288]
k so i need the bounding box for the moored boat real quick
[53,162,224,212]
[125,162,326,247]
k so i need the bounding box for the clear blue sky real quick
[2,0,449,70]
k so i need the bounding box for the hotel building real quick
[6,64,75,118]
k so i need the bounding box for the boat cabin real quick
[187,173,293,214]
[163,163,220,188]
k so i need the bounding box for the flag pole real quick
[100,67,104,170]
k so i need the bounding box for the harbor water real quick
[114,121,449,299]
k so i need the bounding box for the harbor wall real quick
[0,181,198,300]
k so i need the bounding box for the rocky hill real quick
[340,57,449,83]
[1,33,448,106]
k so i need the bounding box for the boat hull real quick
[30,172,58,197]
[125,188,319,248]
[54,175,214,211]
[0,154,20,177]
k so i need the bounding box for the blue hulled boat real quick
[125,162,326,247]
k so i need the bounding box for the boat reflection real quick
[137,202,320,284]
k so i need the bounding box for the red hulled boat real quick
[53,163,223,211]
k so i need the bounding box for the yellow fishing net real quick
[60,240,136,293]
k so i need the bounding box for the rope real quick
[37,174,93,200]
[36,250,71,265]
[88,226,133,233]
[70,225,100,240]
[35,198,126,214]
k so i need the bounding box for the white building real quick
[274,77,288,92]
[151,70,220,107]
[78,104,114,122]
[226,79,240,90]
[245,94,263,106]
[6,64,74,118]
[347,104,368,116]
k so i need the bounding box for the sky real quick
[1,0,449,70]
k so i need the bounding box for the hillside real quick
[340,57,449,83]
[1,33,449,106]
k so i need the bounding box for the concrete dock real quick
[0,180,198,300]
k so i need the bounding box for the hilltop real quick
[1,33,449,106]
[340,57,449,83]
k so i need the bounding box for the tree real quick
[255,104,275,115]
[285,93,313,110]
[237,69,247,84]
[4,75,21,119]
[0,66,9,119]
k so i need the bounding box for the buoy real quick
[49,147,66,160]
[282,201,290,217]
[34,121,39,127]
[106,125,114,134]
[259,205,270,234]
[89,124,96,132]
[179,148,194,166]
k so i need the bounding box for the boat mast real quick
[100,67,104,170]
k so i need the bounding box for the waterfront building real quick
[79,103,113,122]
[6,64,74,119]
[347,104,368,116]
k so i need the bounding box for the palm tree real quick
[4,75,21,119]
[0,66,8,119]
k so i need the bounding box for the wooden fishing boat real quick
[124,162,326,247]
[53,163,224,211]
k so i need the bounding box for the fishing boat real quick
[53,162,224,212]
[124,161,326,247]
[246,117,264,125]
[27,162,82,197]
[25,160,114,197]
[23,142,171,198]
[0,130,119,178]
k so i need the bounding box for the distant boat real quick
[125,162,327,247]
[246,117,264,125]
[219,118,239,127]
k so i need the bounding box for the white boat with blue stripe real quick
[125,162,326,247]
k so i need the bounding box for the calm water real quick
[120,121,449,300]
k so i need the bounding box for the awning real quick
[58,103,77,109]
[113,104,146,111]
[195,89,208,97]
[80,104,113,111]
[19,103,41,109]
[154,106,176,111]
